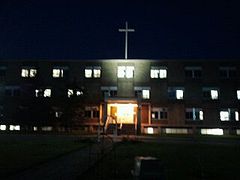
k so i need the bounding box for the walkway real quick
[6,137,113,180]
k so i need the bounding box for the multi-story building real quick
[0,59,240,135]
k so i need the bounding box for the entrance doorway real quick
[108,103,137,124]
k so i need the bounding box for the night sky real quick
[0,0,240,60]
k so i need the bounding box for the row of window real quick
[0,65,238,79]
[151,107,239,121]
[2,86,240,100]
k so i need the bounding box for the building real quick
[0,59,240,135]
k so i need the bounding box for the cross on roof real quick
[118,21,135,59]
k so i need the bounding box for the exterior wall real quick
[0,59,240,134]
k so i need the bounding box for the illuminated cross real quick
[119,21,135,59]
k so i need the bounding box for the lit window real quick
[126,66,134,78]
[201,128,223,135]
[211,90,218,100]
[168,87,184,100]
[0,125,6,131]
[21,69,29,77]
[101,86,117,97]
[203,88,219,100]
[53,69,64,78]
[9,125,20,131]
[68,89,74,97]
[93,68,101,78]
[185,108,203,120]
[150,67,167,79]
[142,90,150,99]
[237,90,240,100]
[220,108,239,121]
[67,89,83,97]
[134,87,151,99]
[117,66,134,78]
[44,89,51,97]
[147,127,154,134]
[85,69,92,78]
[151,108,168,120]
[21,67,37,78]
[85,67,101,78]
[176,90,184,99]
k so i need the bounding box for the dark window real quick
[0,69,6,76]
[160,111,168,119]
[93,110,99,118]
[84,111,91,118]
[194,70,202,78]
[229,70,236,78]
[185,70,192,78]
[203,91,211,98]
[168,90,175,98]
[151,112,159,119]
[110,90,117,97]
[185,112,193,119]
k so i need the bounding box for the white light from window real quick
[147,127,154,134]
[53,69,63,78]
[150,69,159,78]
[35,89,40,97]
[68,89,73,97]
[93,69,101,78]
[211,90,218,100]
[126,66,134,78]
[0,125,6,131]
[220,111,229,121]
[142,90,150,99]
[201,128,223,135]
[159,69,167,78]
[44,89,51,97]
[235,111,239,121]
[85,69,92,78]
[199,110,204,120]
[117,66,125,78]
[29,69,37,77]
[9,125,20,131]
[76,90,83,96]
[237,90,240,100]
[41,126,53,131]
[166,128,188,134]
[176,90,184,99]
[21,69,29,77]
[33,126,38,131]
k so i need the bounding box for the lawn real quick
[81,138,240,180]
[0,134,86,178]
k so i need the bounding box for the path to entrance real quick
[6,136,113,180]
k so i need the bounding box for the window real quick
[52,66,68,78]
[67,89,83,98]
[21,67,37,77]
[185,108,203,120]
[201,128,223,135]
[0,66,7,76]
[35,88,51,97]
[117,66,134,78]
[5,86,21,97]
[134,87,151,99]
[151,108,168,120]
[168,87,184,100]
[203,88,219,100]
[84,106,99,118]
[85,66,101,78]
[185,67,202,79]
[219,67,236,79]
[101,86,117,97]
[150,67,167,79]
[0,106,3,119]
[220,108,239,121]
[237,90,240,100]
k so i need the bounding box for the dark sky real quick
[0,0,240,60]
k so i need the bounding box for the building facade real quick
[0,59,240,135]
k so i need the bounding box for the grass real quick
[0,134,86,178]
[82,139,240,180]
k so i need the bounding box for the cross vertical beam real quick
[118,21,135,59]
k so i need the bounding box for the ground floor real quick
[1,98,240,136]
